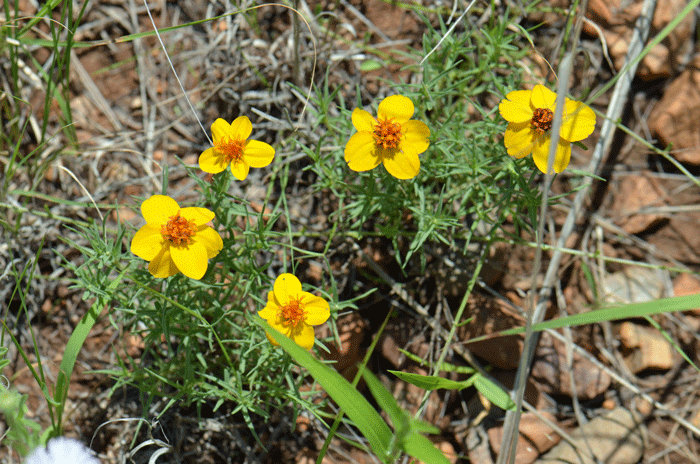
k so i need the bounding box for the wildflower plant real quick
[1,4,546,461]
[7,0,700,462]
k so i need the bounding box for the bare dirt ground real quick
[3,0,700,463]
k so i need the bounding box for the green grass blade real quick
[362,368,448,463]
[51,268,126,436]
[474,374,516,411]
[401,431,452,464]
[389,370,470,391]
[256,319,392,462]
[362,367,405,432]
[469,294,700,343]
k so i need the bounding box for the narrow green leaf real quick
[53,268,125,435]
[408,418,441,435]
[389,370,470,391]
[474,374,515,411]
[360,59,384,71]
[362,369,448,463]
[256,319,392,462]
[469,293,700,343]
[401,431,452,464]
[362,367,404,432]
[580,261,598,300]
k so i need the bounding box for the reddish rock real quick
[618,322,675,373]
[392,366,448,428]
[536,408,646,464]
[584,0,695,79]
[673,273,700,314]
[322,312,367,380]
[648,56,700,164]
[531,333,612,400]
[611,174,666,235]
[488,412,562,464]
[459,294,525,370]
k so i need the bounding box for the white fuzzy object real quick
[25,437,99,464]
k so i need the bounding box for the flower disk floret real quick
[498,84,596,174]
[199,116,275,180]
[258,273,330,350]
[344,95,430,180]
[130,195,223,280]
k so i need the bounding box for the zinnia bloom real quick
[258,273,330,350]
[130,195,223,280]
[498,84,596,174]
[344,95,430,179]
[199,116,275,180]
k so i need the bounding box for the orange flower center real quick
[279,296,306,328]
[531,108,554,134]
[216,137,246,164]
[161,211,197,245]
[373,117,402,150]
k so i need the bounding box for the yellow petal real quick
[268,287,282,307]
[383,147,420,179]
[345,132,380,172]
[532,137,571,174]
[230,116,253,140]
[265,331,280,346]
[180,207,215,227]
[199,147,229,174]
[499,89,534,123]
[142,195,180,226]
[148,246,179,278]
[293,324,316,350]
[230,160,250,181]
[262,316,314,349]
[261,313,286,346]
[211,118,231,145]
[552,140,572,173]
[504,123,536,159]
[303,294,330,325]
[267,318,291,338]
[531,85,556,109]
[170,241,209,280]
[193,226,223,259]
[352,108,376,132]
[131,224,165,261]
[402,120,430,154]
[258,292,278,320]
[243,140,275,168]
[378,95,414,123]
[560,100,596,142]
[274,273,302,302]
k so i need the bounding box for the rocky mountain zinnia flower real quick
[130,195,223,279]
[344,95,430,179]
[258,273,330,349]
[199,116,275,180]
[498,84,596,174]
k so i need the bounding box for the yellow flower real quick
[498,84,596,174]
[258,273,330,350]
[199,116,275,180]
[130,195,223,279]
[344,95,430,179]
